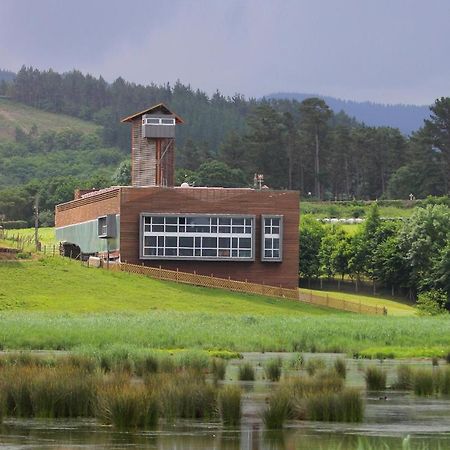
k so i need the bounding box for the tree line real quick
[299,202,450,301]
[1,66,448,201]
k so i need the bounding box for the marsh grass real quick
[263,391,291,429]
[211,358,227,382]
[305,357,326,376]
[413,369,435,396]
[394,365,413,390]
[439,367,450,395]
[364,367,387,390]
[285,353,304,370]
[0,366,97,418]
[97,384,159,429]
[334,357,347,379]
[218,386,241,426]
[306,388,364,422]
[264,358,282,381]
[238,363,255,381]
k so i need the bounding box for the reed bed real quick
[264,358,282,381]
[364,366,387,390]
[394,365,413,390]
[334,357,347,379]
[393,365,450,397]
[413,369,435,396]
[262,370,362,429]
[238,363,255,381]
[305,357,327,376]
[218,386,241,426]
[211,358,227,382]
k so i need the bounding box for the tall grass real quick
[394,365,413,390]
[263,391,291,429]
[334,357,347,379]
[238,363,255,381]
[264,358,282,381]
[413,369,435,396]
[364,367,387,390]
[97,384,159,429]
[306,389,364,422]
[218,386,241,426]
[211,358,227,382]
[305,357,326,376]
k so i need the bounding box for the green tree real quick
[298,98,332,199]
[299,215,325,285]
[112,160,131,185]
[195,160,248,188]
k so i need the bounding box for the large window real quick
[140,214,255,261]
[261,215,283,262]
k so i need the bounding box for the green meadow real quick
[0,257,448,358]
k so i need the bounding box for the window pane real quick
[153,225,164,232]
[166,237,177,247]
[179,226,186,233]
[195,237,201,246]
[165,248,177,256]
[145,236,156,247]
[166,217,177,224]
[180,248,193,256]
[166,225,177,232]
[179,217,186,224]
[272,218,280,227]
[239,250,251,257]
[153,217,164,224]
[233,218,244,225]
[219,237,230,247]
[273,250,280,258]
[265,238,272,249]
[265,250,272,258]
[232,226,244,233]
[145,217,151,224]
[202,237,217,248]
[218,249,230,257]
[219,218,231,225]
[202,249,217,257]
[144,225,151,232]
[179,237,193,247]
[265,226,271,234]
[157,236,164,246]
[273,238,280,249]
[272,226,280,234]
[240,238,251,249]
[157,248,164,256]
[144,248,156,256]
[219,226,230,233]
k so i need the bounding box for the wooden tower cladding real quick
[121,104,183,187]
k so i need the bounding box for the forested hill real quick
[267,92,430,135]
[0,69,15,83]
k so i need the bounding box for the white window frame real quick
[140,213,255,261]
[142,117,176,126]
[261,215,283,262]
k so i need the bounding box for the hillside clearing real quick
[0,98,99,140]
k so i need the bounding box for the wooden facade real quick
[55,186,299,289]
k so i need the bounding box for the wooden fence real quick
[112,262,387,316]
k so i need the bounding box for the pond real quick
[1,353,450,449]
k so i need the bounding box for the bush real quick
[218,386,241,426]
[264,358,282,381]
[238,363,255,381]
[0,220,28,229]
[364,367,387,390]
[417,290,448,316]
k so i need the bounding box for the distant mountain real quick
[266,92,431,135]
[0,69,16,83]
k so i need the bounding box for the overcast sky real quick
[1,0,449,105]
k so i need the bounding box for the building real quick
[55,104,299,289]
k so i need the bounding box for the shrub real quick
[265,358,282,382]
[211,358,227,382]
[394,365,413,390]
[413,369,435,396]
[305,357,326,376]
[218,386,241,426]
[416,290,448,316]
[238,363,255,381]
[364,366,387,390]
[334,358,347,379]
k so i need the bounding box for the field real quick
[0,257,448,358]
[0,98,99,141]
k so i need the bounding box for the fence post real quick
[159,265,162,279]
[176,268,179,283]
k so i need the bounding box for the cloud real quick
[1,0,449,104]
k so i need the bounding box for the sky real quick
[1,0,449,105]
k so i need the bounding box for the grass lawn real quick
[300,288,416,317]
[0,257,449,358]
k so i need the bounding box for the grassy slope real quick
[0,258,449,357]
[0,98,99,140]
[0,257,330,316]
[300,289,416,317]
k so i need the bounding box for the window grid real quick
[262,216,283,261]
[141,215,254,260]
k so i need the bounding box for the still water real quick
[1,353,450,450]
